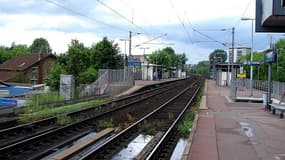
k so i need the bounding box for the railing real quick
[82,68,135,96]
[80,70,109,97]
[17,68,134,108]
[233,78,285,100]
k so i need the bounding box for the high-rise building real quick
[228,46,251,63]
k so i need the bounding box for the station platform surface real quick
[115,78,180,97]
[188,80,285,160]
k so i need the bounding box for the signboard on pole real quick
[0,98,17,107]
[128,56,141,67]
[264,50,276,63]
[237,73,246,78]
[243,61,261,66]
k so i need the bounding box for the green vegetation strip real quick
[178,109,198,136]
[178,80,204,136]
[19,98,106,123]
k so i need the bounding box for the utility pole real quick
[241,18,255,97]
[268,35,273,110]
[129,31,132,56]
[231,27,235,77]
[250,19,254,97]
[227,27,235,87]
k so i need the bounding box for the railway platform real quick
[187,80,285,160]
[115,78,180,97]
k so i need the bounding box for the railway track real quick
[0,78,195,160]
[0,79,184,149]
[72,78,202,160]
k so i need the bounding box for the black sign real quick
[264,50,276,63]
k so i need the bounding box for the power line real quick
[234,0,252,28]
[97,0,148,34]
[44,0,128,32]
[184,17,226,47]
[132,34,167,49]
[168,0,193,43]
[118,0,166,35]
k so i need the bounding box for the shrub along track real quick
[0,77,196,160]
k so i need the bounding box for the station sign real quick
[243,61,261,66]
[128,56,141,66]
[264,50,276,63]
[237,73,246,78]
[0,98,17,107]
[128,61,141,67]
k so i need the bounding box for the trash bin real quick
[262,92,268,108]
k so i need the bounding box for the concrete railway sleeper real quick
[0,77,196,160]
[78,78,202,160]
[0,79,185,149]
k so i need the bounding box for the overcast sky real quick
[0,0,284,64]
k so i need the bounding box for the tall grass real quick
[139,120,157,135]
[26,92,64,111]
[19,98,105,123]
[178,109,198,136]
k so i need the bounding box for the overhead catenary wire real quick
[132,33,168,49]
[185,18,227,47]
[234,0,252,28]
[168,0,193,43]
[97,0,149,34]
[118,0,167,35]
[44,0,128,32]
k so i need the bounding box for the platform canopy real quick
[256,0,285,32]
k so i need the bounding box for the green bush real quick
[140,120,156,135]
[19,98,105,123]
[178,109,198,136]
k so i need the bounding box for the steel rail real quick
[79,79,201,160]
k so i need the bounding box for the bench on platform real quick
[269,92,285,118]
[270,103,285,118]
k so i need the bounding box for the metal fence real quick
[95,68,134,96]
[80,70,109,97]
[21,68,134,108]
[232,78,285,100]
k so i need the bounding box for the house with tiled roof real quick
[0,53,56,84]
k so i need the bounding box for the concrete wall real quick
[60,75,75,100]
[217,71,231,86]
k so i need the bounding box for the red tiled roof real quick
[0,71,15,81]
[0,53,55,71]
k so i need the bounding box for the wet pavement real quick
[188,80,285,160]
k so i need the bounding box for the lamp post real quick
[241,18,255,97]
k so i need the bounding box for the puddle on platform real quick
[112,134,153,160]
[239,122,254,138]
[170,138,188,160]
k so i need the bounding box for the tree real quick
[0,43,29,64]
[90,37,123,69]
[30,37,52,53]
[0,46,9,63]
[148,47,176,67]
[148,47,188,69]
[79,67,98,84]
[66,39,89,86]
[196,61,210,77]
[45,63,67,90]
[209,49,227,70]
[176,53,188,71]
[9,43,29,57]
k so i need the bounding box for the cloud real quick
[0,0,279,65]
